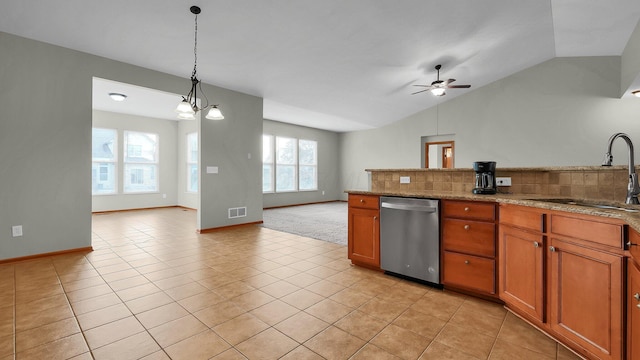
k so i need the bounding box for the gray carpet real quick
[262,202,348,245]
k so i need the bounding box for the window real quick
[91,128,117,195]
[123,131,158,193]
[276,137,297,192]
[262,135,274,192]
[262,135,318,193]
[299,139,317,190]
[187,132,198,192]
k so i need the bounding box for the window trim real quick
[262,135,318,194]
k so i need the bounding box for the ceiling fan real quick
[412,64,471,96]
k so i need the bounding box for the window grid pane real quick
[275,137,297,192]
[276,164,296,192]
[124,131,158,193]
[262,135,274,193]
[92,128,117,195]
[187,132,198,193]
[299,139,317,191]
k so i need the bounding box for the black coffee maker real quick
[472,161,497,194]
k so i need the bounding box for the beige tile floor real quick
[0,207,583,359]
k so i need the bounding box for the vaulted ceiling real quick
[2,1,640,132]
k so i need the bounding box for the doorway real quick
[425,141,455,169]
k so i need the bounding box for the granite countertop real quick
[364,165,635,172]
[346,189,640,233]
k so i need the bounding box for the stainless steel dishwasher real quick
[380,196,440,285]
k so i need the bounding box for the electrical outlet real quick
[496,177,512,186]
[12,225,23,237]
[400,176,411,184]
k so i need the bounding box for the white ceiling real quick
[2,1,640,132]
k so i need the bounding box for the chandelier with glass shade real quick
[176,6,225,121]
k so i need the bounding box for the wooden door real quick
[499,225,545,322]
[548,238,623,360]
[442,146,453,168]
[629,258,640,360]
[347,207,380,267]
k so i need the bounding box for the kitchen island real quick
[347,165,640,360]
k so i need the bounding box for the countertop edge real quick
[346,190,640,233]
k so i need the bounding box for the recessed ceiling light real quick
[108,92,127,101]
[632,90,640,98]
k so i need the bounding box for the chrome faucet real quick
[602,132,640,204]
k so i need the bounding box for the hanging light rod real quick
[175,5,225,120]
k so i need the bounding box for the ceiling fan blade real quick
[447,85,471,88]
[443,79,456,85]
[411,89,431,95]
[412,84,431,87]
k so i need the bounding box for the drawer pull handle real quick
[635,293,640,302]
[533,241,539,248]
[360,199,364,203]
[464,207,470,212]
[464,225,470,230]
[373,216,378,221]
[628,241,638,247]
[549,246,556,252]
[464,260,470,265]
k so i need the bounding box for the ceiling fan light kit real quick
[175,5,225,121]
[412,64,471,97]
[431,88,446,96]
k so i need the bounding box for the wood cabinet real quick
[548,237,623,360]
[498,206,545,322]
[442,200,497,296]
[347,194,380,269]
[628,257,640,360]
[499,204,625,360]
[547,213,624,360]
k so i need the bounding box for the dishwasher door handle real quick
[381,202,437,213]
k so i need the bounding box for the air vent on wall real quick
[228,207,247,219]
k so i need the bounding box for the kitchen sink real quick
[530,198,640,213]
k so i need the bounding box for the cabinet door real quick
[629,258,640,360]
[548,238,623,360]
[347,207,380,267]
[499,225,545,322]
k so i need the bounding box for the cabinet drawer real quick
[443,200,495,221]
[348,194,380,210]
[550,213,623,249]
[443,251,495,294]
[442,219,495,257]
[500,204,544,233]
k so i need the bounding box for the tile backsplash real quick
[368,166,636,203]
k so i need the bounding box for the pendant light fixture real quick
[176,6,224,120]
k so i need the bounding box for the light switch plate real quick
[206,166,219,174]
[400,176,411,184]
[12,225,23,237]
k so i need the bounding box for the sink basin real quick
[530,198,640,213]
